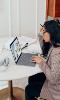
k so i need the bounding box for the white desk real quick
[0,37,42,100]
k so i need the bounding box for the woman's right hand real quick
[35,96,47,100]
[35,96,41,100]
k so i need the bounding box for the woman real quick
[25,20,60,100]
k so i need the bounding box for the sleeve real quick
[39,54,60,83]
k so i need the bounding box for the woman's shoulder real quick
[51,46,60,55]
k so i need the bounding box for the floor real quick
[0,77,28,90]
[13,77,28,89]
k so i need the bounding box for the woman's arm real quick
[39,54,60,83]
[32,54,60,83]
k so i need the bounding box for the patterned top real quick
[39,46,60,100]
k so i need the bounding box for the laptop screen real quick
[10,37,21,63]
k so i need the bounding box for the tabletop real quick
[0,36,42,81]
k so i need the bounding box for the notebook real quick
[10,37,37,67]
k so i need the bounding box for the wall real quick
[0,0,10,37]
[19,0,37,38]
[10,0,19,37]
[0,0,46,38]
[37,0,46,34]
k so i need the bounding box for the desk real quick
[0,37,42,100]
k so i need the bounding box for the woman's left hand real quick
[32,56,43,63]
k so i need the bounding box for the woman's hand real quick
[32,56,43,63]
[35,96,47,100]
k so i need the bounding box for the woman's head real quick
[40,20,60,47]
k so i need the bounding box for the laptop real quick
[10,37,37,67]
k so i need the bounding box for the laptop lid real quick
[10,37,21,63]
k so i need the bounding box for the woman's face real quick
[40,25,50,42]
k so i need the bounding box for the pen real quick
[40,24,43,27]
[21,43,28,50]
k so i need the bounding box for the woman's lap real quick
[25,82,44,97]
[28,72,46,84]
[25,73,46,100]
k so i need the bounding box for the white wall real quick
[10,0,19,37]
[0,0,10,37]
[19,0,37,38]
[0,0,46,38]
[37,0,46,34]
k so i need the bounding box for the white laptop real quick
[10,37,37,67]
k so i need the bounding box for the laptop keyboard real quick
[17,53,37,67]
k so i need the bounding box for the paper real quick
[19,36,36,44]
[4,37,15,50]
[3,36,42,54]
[4,36,37,50]
[27,42,42,54]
